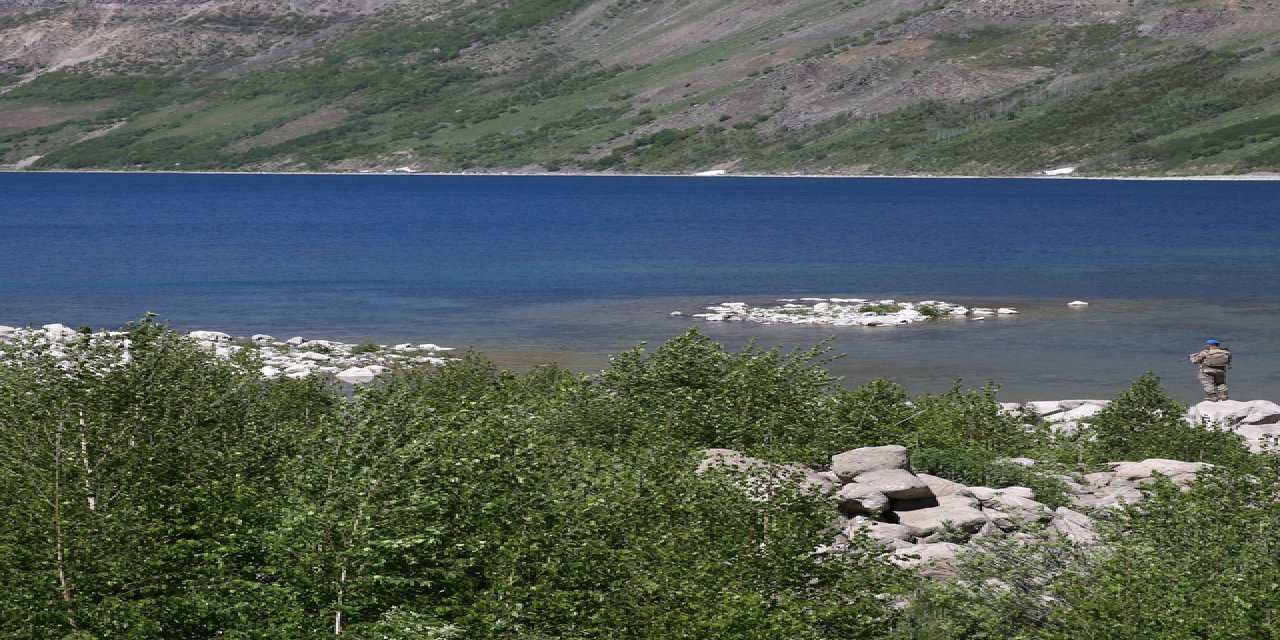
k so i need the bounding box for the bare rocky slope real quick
[1,0,1278,174]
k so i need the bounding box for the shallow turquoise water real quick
[2,172,1277,401]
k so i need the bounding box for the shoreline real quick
[3,167,1280,181]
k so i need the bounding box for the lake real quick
[2,172,1278,402]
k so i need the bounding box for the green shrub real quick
[1081,372,1250,465]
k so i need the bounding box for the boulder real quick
[891,542,965,569]
[831,445,910,481]
[40,323,77,342]
[1026,401,1067,418]
[1050,507,1097,545]
[1057,403,1104,423]
[963,486,999,502]
[335,367,377,384]
[1188,399,1280,426]
[1111,459,1208,482]
[986,494,1053,523]
[188,330,232,342]
[999,486,1036,500]
[835,484,890,515]
[801,470,840,496]
[1236,424,1280,453]
[851,468,933,500]
[917,473,967,498]
[895,494,989,538]
[844,517,915,549]
[1072,486,1145,509]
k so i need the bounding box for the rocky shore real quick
[701,396,1280,573]
[0,323,455,384]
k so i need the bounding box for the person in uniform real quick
[1189,339,1231,401]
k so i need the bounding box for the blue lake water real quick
[2,172,1279,402]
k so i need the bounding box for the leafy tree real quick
[1080,373,1249,465]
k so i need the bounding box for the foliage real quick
[0,324,914,638]
[857,303,902,315]
[1043,461,1280,638]
[350,341,382,354]
[1078,372,1250,466]
[1,323,1274,637]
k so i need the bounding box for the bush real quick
[1081,373,1249,465]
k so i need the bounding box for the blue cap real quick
[1206,339,1221,345]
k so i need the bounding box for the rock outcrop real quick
[690,298,1016,327]
[699,444,1210,573]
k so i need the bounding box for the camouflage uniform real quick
[1189,346,1231,401]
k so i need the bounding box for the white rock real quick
[1188,399,1280,426]
[850,468,933,500]
[300,352,331,362]
[1056,403,1104,423]
[895,495,990,538]
[1068,300,1089,307]
[188,330,232,342]
[1050,507,1097,544]
[996,308,1018,314]
[1110,459,1208,482]
[286,336,307,346]
[835,484,890,514]
[963,486,998,502]
[251,334,276,343]
[1026,401,1067,417]
[916,473,968,498]
[831,445,911,481]
[335,367,377,383]
[260,366,282,379]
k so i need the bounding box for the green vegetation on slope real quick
[0,0,1278,174]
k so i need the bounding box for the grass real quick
[4,0,1278,175]
[858,303,902,315]
[140,96,294,142]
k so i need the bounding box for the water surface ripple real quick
[3,173,1277,401]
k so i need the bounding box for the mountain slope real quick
[1,0,1278,175]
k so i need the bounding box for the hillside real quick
[1,0,1279,175]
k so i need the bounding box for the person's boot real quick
[1220,393,1229,401]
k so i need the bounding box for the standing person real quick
[1189,339,1231,401]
